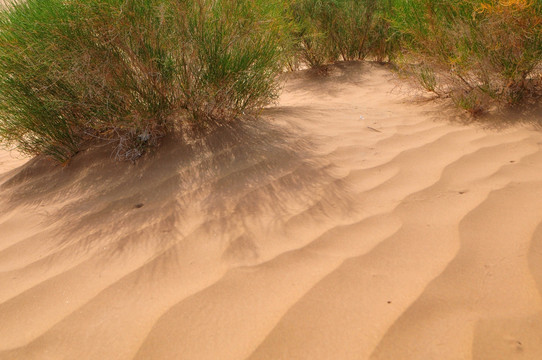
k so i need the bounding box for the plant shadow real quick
[0,117,355,271]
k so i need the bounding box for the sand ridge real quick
[1,62,542,359]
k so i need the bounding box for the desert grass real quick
[392,0,542,113]
[0,0,288,161]
[0,0,540,162]
[286,0,397,68]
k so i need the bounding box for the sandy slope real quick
[1,62,542,360]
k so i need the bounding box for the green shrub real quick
[176,0,287,126]
[369,0,400,63]
[392,0,542,111]
[287,0,396,68]
[0,0,288,162]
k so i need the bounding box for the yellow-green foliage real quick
[0,0,289,161]
[393,0,542,111]
[0,0,540,162]
[286,0,397,68]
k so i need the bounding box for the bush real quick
[0,0,288,162]
[392,0,542,112]
[176,0,287,126]
[368,0,400,63]
[287,0,397,68]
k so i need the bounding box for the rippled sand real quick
[1,62,542,360]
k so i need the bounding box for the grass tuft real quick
[0,0,288,161]
[392,0,542,112]
[286,0,397,68]
[1,0,541,161]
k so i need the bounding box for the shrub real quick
[0,0,288,162]
[368,0,400,63]
[287,0,396,68]
[392,0,542,111]
[175,0,287,126]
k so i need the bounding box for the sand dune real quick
[1,62,542,359]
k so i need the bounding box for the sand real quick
[1,62,542,360]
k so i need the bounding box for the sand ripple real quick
[1,62,542,359]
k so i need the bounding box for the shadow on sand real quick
[0,117,355,267]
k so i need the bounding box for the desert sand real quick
[1,62,542,359]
